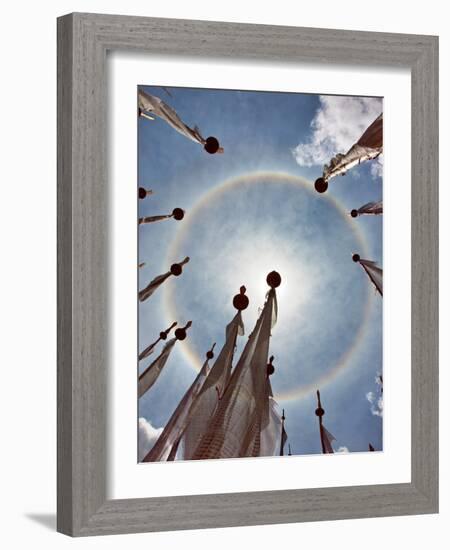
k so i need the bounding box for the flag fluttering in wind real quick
[350,200,383,218]
[139,257,190,302]
[139,208,185,225]
[143,343,216,462]
[138,321,192,398]
[138,89,224,154]
[191,272,281,459]
[139,321,177,361]
[182,288,247,460]
[138,187,153,200]
[352,254,383,296]
[315,113,383,193]
[315,390,335,454]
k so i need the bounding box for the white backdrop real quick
[0,1,447,549]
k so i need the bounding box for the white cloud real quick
[138,417,163,461]
[292,95,383,174]
[366,391,383,417]
[336,446,349,453]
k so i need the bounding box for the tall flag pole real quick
[191,271,281,460]
[279,408,288,456]
[352,254,383,296]
[182,287,248,460]
[139,321,177,361]
[138,187,153,200]
[139,257,190,302]
[314,113,383,193]
[143,342,216,462]
[350,200,383,218]
[138,321,192,398]
[138,89,224,154]
[315,390,335,454]
[139,208,185,225]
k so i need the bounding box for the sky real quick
[137,85,383,460]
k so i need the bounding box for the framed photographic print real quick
[57,13,438,536]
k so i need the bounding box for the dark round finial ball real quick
[315,406,325,417]
[352,253,361,263]
[314,178,328,193]
[170,263,183,276]
[233,293,249,311]
[175,327,187,340]
[350,209,358,218]
[204,136,220,154]
[266,271,282,288]
[160,331,168,340]
[172,208,184,221]
[267,363,275,376]
[206,350,214,360]
[138,187,147,199]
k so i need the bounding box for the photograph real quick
[137,85,383,462]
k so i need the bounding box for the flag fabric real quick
[354,201,383,216]
[182,312,244,460]
[139,257,189,302]
[138,338,177,398]
[143,351,213,462]
[139,214,172,225]
[321,424,336,454]
[138,89,207,146]
[191,289,277,460]
[138,271,172,302]
[322,114,383,183]
[359,259,383,296]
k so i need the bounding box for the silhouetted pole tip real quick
[352,253,361,263]
[233,285,249,310]
[204,136,220,154]
[170,262,186,276]
[172,208,185,221]
[206,343,216,360]
[314,177,328,193]
[267,355,275,376]
[175,321,192,341]
[266,271,282,288]
[315,406,325,417]
[138,187,147,199]
[160,321,177,340]
[350,209,358,218]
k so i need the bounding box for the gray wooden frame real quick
[57,12,438,537]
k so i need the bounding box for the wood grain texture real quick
[57,12,439,537]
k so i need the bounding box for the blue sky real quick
[138,85,383,459]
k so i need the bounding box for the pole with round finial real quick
[171,208,185,221]
[314,177,328,194]
[139,187,153,199]
[138,321,178,361]
[315,389,326,454]
[206,342,216,360]
[266,271,282,289]
[233,286,249,311]
[352,253,361,263]
[175,320,192,341]
[350,209,359,218]
[160,321,177,341]
[204,136,221,154]
[170,256,190,276]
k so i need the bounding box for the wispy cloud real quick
[366,391,383,417]
[292,95,382,173]
[138,417,163,460]
[336,446,349,453]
